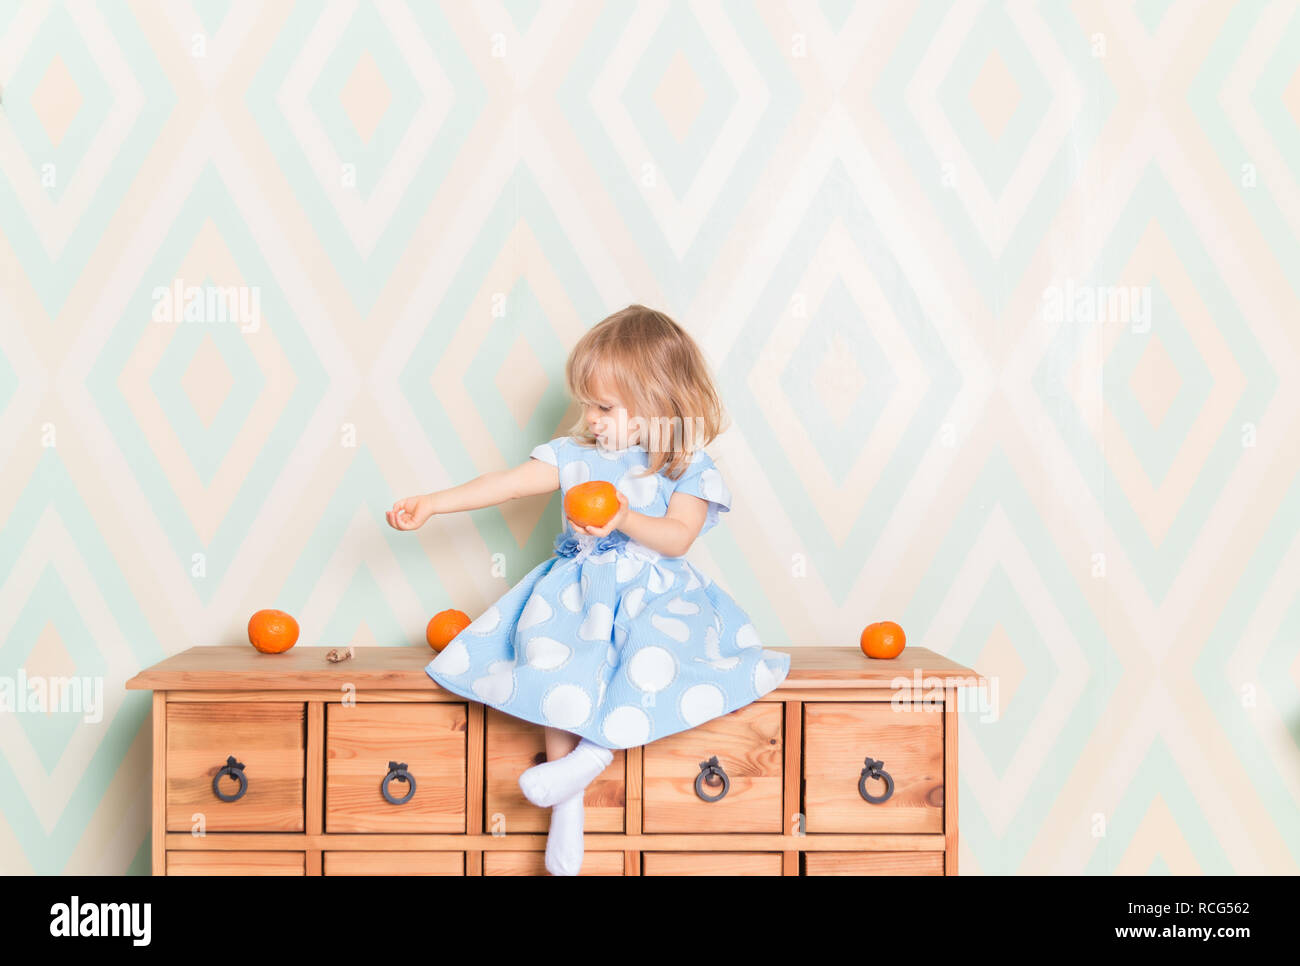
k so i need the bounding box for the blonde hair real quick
[564,304,728,480]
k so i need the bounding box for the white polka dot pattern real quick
[542,684,592,728]
[431,639,469,676]
[679,684,725,726]
[560,461,590,490]
[651,613,689,642]
[627,646,676,692]
[518,595,552,630]
[579,602,614,640]
[471,661,515,704]
[468,606,500,634]
[524,636,570,670]
[559,581,583,612]
[529,442,558,466]
[618,468,660,508]
[602,705,651,746]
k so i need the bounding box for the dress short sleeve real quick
[529,437,565,466]
[671,449,732,537]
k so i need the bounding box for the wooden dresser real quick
[126,645,983,875]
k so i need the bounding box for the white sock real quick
[519,737,614,808]
[544,791,585,876]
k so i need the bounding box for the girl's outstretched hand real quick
[387,494,435,531]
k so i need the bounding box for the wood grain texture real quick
[306,702,323,835]
[642,702,783,833]
[642,852,784,876]
[163,831,946,850]
[945,687,959,876]
[467,701,484,834]
[626,743,642,834]
[483,851,625,876]
[803,702,944,833]
[166,690,457,703]
[165,702,304,832]
[167,851,305,875]
[783,699,802,875]
[151,692,165,875]
[323,851,465,875]
[803,851,945,875]
[325,703,466,833]
[126,645,983,691]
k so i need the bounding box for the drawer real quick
[484,708,625,833]
[167,851,305,875]
[483,851,625,876]
[642,703,783,833]
[803,702,943,833]
[323,851,464,875]
[165,702,304,832]
[325,703,467,833]
[642,852,783,876]
[803,851,945,875]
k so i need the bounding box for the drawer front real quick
[483,851,625,876]
[642,852,783,876]
[642,703,784,833]
[484,708,625,834]
[803,702,943,833]
[323,851,464,875]
[326,703,467,833]
[803,851,945,875]
[166,702,304,832]
[167,851,305,875]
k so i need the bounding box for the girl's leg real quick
[544,726,580,763]
[519,726,614,808]
[540,729,586,876]
[545,791,585,876]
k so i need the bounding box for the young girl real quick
[386,304,791,875]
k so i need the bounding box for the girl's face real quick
[581,376,640,449]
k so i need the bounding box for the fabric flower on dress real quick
[554,530,629,560]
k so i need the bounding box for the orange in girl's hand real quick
[426,609,471,651]
[860,621,906,659]
[248,609,299,653]
[564,480,619,529]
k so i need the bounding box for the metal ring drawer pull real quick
[694,755,730,802]
[381,761,416,806]
[212,756,247,803]
[859,757,894,804]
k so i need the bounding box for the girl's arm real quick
[387,459,559,531]
[576,490,707,558]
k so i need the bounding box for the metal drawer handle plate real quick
[212,755,247,803]
[382,761,417,806]
[859,756,894,804]
[695,755,730,802]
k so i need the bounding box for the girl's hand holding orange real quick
[387,493,435,531]
[567,485,629,537]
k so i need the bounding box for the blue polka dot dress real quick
[424,436,791,750]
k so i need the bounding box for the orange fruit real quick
[248,609,299,654]
[426,609,471,652]
[564,480,620,529]
[860,620,906,659]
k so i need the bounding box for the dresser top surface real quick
[125,644,983,691]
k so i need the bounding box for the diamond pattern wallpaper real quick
[1,0,1298,874]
